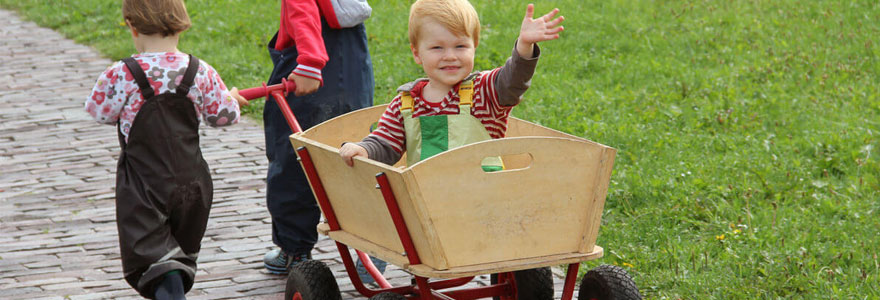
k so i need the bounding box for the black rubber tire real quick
[370,292,407,300]
[578,264,642,300]
[489,267,554,300]
[284,260,342,300]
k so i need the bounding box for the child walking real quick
[85,0,246,299]
[339,0,564,282]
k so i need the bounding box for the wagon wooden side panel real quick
[407,136,614,268]
[288,105,616,273]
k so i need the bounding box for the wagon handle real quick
[238,78,297,100]
[238,79,302,133]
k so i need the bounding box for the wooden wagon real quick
[240,81,638,300]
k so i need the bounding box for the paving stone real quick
[0,286,43,298]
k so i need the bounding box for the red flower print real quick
[202,75,215,95]
[212,71,227,90]
[86,101,97,115]
[159,55,182,69]
[124,67,134,81]
[101,104,112,115]
[92,91,106,105]
[138,61,150,73]
[206,101,219,115]
[149,79,162,93]
[130,97,144,111]
[108,69,119,85]
[125,84,138,96]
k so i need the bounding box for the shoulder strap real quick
[457,79,474,106]
[121,57,154,99]
[399,92,414,111]
[177,54,200,95]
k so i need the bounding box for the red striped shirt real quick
[369,68,512,153]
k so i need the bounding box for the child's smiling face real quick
[411,19,476,91]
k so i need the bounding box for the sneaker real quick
[264,248,312,275]
[287,252,312,271]
[355,255,388,285]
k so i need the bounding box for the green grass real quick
[3,0,878,298]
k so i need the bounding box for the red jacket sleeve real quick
[276,0,327,83]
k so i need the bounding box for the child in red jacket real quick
[261,0,376,276]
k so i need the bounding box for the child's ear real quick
[411,45,422,65]
[125,19,139,37]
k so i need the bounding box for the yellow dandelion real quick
[733,229,742,234]
[716,234,726,240]
[622,262,634,268]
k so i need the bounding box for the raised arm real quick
[516,4,565,58]
[490,5,565,108]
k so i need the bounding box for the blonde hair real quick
[409,0,481,47]
[123,0,191,37]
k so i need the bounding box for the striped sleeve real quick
[473,69,513,138]
[367,95,406,153]
[480,68,514,119]
[293,64,323,84]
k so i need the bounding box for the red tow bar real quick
[239,79,302,133]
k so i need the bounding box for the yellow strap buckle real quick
[458,80,474,106]
[400,93,414,111]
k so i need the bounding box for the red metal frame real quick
[270,91,302,134]
[375,173,422,266]
[249,80,586,299]
[560,263,581,300]
[357,249,393,289]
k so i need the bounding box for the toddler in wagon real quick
[339,0,564,284]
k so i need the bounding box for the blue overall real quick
[263,20,373,255]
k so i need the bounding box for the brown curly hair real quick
[123,0,191,37]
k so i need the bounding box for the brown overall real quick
[116,55,211,298]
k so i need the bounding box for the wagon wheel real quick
[370,292,407,300]
[284,260,342,300]
[578,264,642,300]
[489,267,554,300]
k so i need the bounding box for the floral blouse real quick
[85,52,240,141]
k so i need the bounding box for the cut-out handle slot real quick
[481,153,533,172]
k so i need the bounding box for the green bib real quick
[401,80,504,171]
